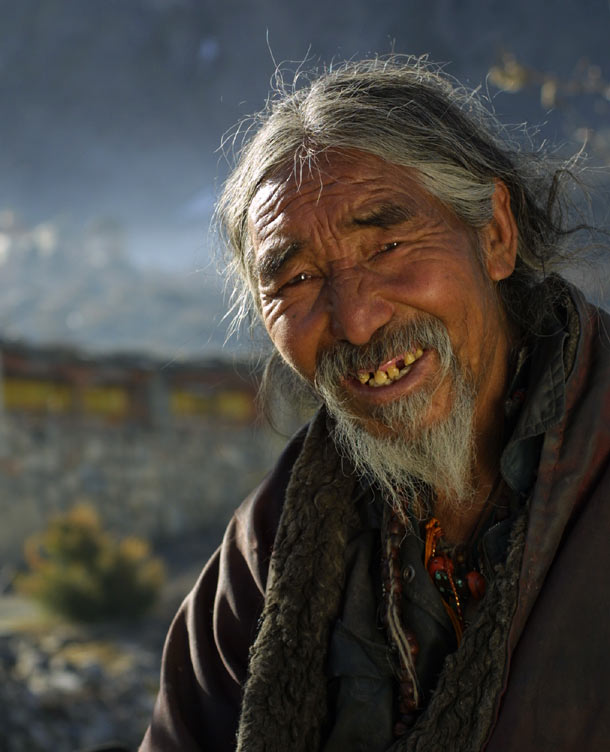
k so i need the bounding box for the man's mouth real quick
[355,347,425,387]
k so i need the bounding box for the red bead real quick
[427,555,444,575]
[467,570,486,600]
[399,681,415,698]
[406,634,419,656]
[428,554,454,576]
[399,698,418,714]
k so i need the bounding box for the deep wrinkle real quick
[256,202,418,288]
[256,241,303,288]
[350,202,417,229]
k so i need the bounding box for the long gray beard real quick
[314,316,476,520]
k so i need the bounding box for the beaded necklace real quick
[423,517,486,643]
[381,488,503,739]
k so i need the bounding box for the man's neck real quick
[434,397,507,545]
[433,477,498,544]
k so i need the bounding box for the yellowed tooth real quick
[399,365,412,376]
[404,351,415,365]
[415,347,424,359]
[358,372,370,384]
[387,364,400,380]
[373,369,389,385]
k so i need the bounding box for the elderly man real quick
[141,58,610,751]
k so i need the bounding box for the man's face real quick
[248,150,516,440]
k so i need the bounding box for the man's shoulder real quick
[233,422,311,552]
[567,283,610,378]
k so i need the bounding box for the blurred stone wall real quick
[0,410,286,566]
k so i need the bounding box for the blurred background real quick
[1,1,609,749]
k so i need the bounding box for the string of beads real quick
[424,518,486,642]
[381,509,420,738]
[382,510,488,738]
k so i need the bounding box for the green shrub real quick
[16,504,165,622]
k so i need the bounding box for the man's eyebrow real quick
[256,241,303,286]
[351,203,416,228]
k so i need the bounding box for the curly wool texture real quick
[236,410,359,752]
[397,512,528,752]
[236,408,528,752]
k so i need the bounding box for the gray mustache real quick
[314,315,453,384]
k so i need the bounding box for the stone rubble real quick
[0,625,161,752]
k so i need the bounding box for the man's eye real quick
[378,241,400,254]
[284,271,312,288]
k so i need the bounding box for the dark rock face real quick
[1,0,608,231]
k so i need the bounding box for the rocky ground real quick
[0,623,159,751]
[0,536,214,752]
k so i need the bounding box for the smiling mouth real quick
[355,347,425,387]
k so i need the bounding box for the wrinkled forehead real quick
[247,150,477,267]
[249,151,357,215]
[247,150,434,248]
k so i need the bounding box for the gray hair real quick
[216,55,593,339]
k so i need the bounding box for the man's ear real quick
[482,180,518,282]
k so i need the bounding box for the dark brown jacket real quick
[141,287,610,751]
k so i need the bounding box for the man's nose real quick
[327,271,394,345]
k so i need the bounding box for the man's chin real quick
[337,395,440,441]
[356,415,424,442]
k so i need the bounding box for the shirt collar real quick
[501,320,568,493]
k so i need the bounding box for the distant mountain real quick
[0,213,254,359]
